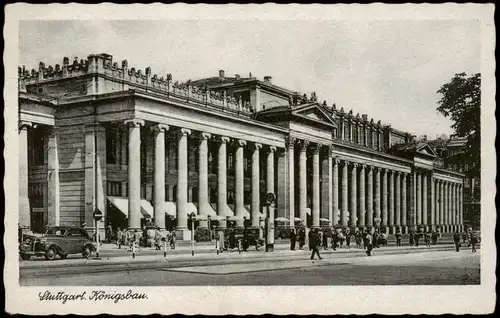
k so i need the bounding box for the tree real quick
[436,72,480,179]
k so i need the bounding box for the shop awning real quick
[107,196,152,219]
[163,202,199,218]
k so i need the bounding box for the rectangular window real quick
[106,127,118,164]
[28,183,44,208]
[107,181,121,196]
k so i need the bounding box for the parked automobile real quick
[19,226,96,260]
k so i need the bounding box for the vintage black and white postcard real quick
[3,3,496,315]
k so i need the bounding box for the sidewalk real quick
[20,242,465,269]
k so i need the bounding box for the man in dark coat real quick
[298,228,306,250]
[309,229,322,260]
[396,231,402,246]
[453,231,461,252]
[345,228,351,249]
[331,229,339,251]
[469,231,478,252]
[365,232,374,256]
[322,230,328,250]
[409,230,415,246]
[290,228,297,251]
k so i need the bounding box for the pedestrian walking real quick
[396,231,402,246]
[217,228,225,253]
[290,228,297,251]
[453,231,461,252]
[355,230,362,249]
[116,227,123,248]
[373,230,379,248]
[298,228,306,250]
[331,229,339,251]
[469,231,478,252]
[318,230,324,250]
[170,229,177,249]
[339,229,345,248]
[409,231,415,246]
[414,231,420,247]
[461,232,467,244]
[365,232,374,256]
[322,229,328,250]
[310,229,322,260]
[424,232,431,247]
[345,228,351,249]
[431,231,438,245]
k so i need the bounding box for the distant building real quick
[428,135,480,230]
[18,53,465,239]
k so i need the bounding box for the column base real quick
[176,228,192,241]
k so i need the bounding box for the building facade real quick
[428,135,480,230]
[18,53,465,239]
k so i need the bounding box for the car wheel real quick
[20,253,31,260]
[45,248,56,260]
[82,246,92,258]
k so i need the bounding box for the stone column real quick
[401,173,407,233]
[381,168,388,233]
[422,171,428,231]
[459,185,464,231]
[374,167,381,227]
[389,170,395,234]
[451,183,456,231]
[435,180,440,232]
[320,146,332,226]
[394,172,401,232]
[266,146,276,195]
[411,170,417,231]
[332,158,339,226]
[286,137,295,227]
[176,128,191,230]
[125,119,145,230]
[440,180,444,232]
[358,164,366,229]
[416,171,422,228]
[299,140,309,225]
[19,121,32,230]
[366,166,374,228]
[47,127,60,227]
[312,145,321,228]
[251,143,262,227]
[350,163,358,228]
[235,139,247,228]
[217,136,230,228]
[430,174,435,232]
[197,132,211,228]
[444,182,449,232]
[341,161,349,227]
[152,124,169,230]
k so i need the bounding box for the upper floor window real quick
[106,127,118,164]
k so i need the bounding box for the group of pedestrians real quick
[453,229,479,252]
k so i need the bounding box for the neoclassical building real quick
[18,53,465,239]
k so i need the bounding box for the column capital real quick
[217,135,230,144]
[333,157,340,165]
[124,119,145,127]
[179,128,191,136]
[285,136,296,149]
[252,142,262,150]
[237,139,247,147]
[342,160,349,167]
[312,143,322,155]
[200,132,212,140]
[299,140,310,151]
[352,162,359,168]
[268,146,277,153]
[373,166,381,172]
[393,170,400,176]
[150,123,169,133]
[18,121,33,130]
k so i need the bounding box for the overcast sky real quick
[19,19,480,138]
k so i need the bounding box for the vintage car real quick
[19,226,96,260]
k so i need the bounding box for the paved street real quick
[20,244,480,286]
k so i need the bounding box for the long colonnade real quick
[120,120,464,234]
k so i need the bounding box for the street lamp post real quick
[189,212,196,256]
